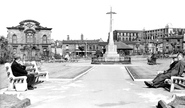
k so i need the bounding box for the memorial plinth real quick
[103,32,119,59]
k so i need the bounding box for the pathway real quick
[23,65,173,108]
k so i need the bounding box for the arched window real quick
[89,46,92,50]
[26,32,33,43]
[12,34,17,43]
[93,45,95,50]
[42,35,47,44]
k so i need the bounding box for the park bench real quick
[5,63,27,91]
[168,75,185,92]
[157,71,185,92]
[31,61,49,82]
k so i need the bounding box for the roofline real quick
[114,30,142,32]
[19,19,40,25]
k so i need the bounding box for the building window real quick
[177,46,180,49]
[42,35,47,44]
[26,32,34,43]
[12,34,17,43]
[66,45,69,50]
[177,39,180,42]
[93,45,95,50]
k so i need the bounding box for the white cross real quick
[106,7,116,32]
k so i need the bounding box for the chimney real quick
[67,35,70,40]
[81,34,83,40]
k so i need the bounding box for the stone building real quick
[62,34,102,58]
[113,24,185,54]
[113,30,143,54]
[50,40,63,56]
[143,25,185,54]
[7,19,52,61]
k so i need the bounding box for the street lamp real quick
[136,42,140,55]
[85,41,87,58]
[155,39,159,54]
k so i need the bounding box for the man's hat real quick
[13,54,21,59]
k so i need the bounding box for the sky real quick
[0,0,185,41]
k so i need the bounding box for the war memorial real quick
[91,7,131,64]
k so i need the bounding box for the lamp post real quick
[85,41,87,58]
[155,39,159,54]
[162,33,166,58]
[136,42,140,55]
[54,41,57,55]
[143,29,147,54]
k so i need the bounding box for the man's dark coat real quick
[152,60,185,87]
[11,60,35,86]
[11,60,27,76]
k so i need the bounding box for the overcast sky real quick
[0,0,185,41]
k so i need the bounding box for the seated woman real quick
[144,53,185,88]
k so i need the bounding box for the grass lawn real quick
[40,62,92,79]
[126,58,173,80]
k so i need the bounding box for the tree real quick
[0,36,13,64]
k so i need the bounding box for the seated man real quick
[11,55,36,90]
[147,53,157,65]
[144,53,185,88]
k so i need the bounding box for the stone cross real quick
[106,7,116,32]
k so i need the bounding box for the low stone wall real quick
[91,56,131,64]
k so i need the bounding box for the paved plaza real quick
[0,57,185,108]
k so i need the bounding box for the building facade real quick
[113,30,143,54]
[143,25,185,54]
[7,20,52,61]
[62,34,103,58]
[113,25,185,54]
[51,40,63,56]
